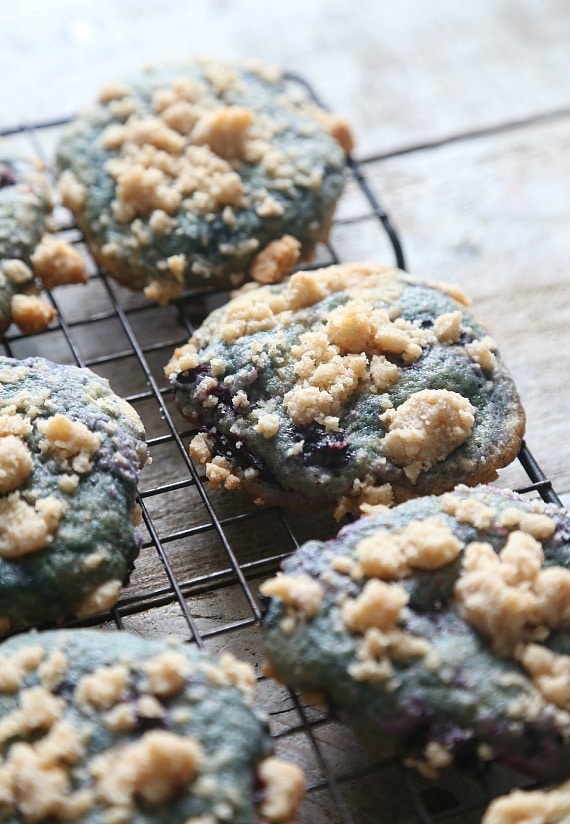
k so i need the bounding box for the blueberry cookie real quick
[0,628,305,823]
[56,58,352,304]
[166,263,525,513]
[0,356,148,636]
[261,485,570,782]
[0,156,87,336]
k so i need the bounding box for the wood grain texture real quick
[2,0,570,156]
[358,115,570,496]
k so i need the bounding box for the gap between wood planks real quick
[358,104,570,163]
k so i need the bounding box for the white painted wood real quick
[359,116,570,495]
[2,0,570,156]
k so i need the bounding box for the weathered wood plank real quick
[357,115,570,496]
[2,0,570,157]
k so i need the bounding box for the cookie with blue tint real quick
[166,263,525,514]
[261,485,570,782]
[0,628,305,823]
[56,58,352,304]
[0,157,87,336]
[0,356,148,636]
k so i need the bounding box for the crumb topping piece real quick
[429,279,471,306]
[0,645,44,693]
[254,412,281,438]
[38,649,68,692]
[355,516,462,580]
[369,355,401,393]
[0,685,63,747]
[30,235,88,290]
[188,431,213,464]
[349,625,431,685]
[91,730,202,816]
[38,413,101,473]
[103,702,137,734]
[98,81,132,103]
[454,529,570,657]
[0,719,93,823]
[433,310,463,343]
[324,298,432,362]
[250,235,301,285]
[482,781,570,824]
[142,651,191,696]
[517,643,570,711]
[260,573,323,619]
[465,335,497,373]
[380,389,475,482]
[205,454,242,491]
[74,579,123,619]
[403,741,454,780]
[191,105,253,160]
[2,259,34,285]
[258,756,305,823]
[75,664,130,711]
[0,434,33,493]
[10,293,57,334]
[0,493,66,559]
[334,478,394,521]
[326,115,355,154]
[0,412,32,438]
[283,330,367,426]
[219,653,256,701]
[440,492,497,529]
[342,579,409,634]
[58,169,86,214]
[498,506,557,539]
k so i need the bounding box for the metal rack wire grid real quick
[0,75,561,824]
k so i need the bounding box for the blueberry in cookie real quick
[166,263,525,514]
[0,156,87,336]
[0,356,148,636]
[261,484,570,782]
[0,628,305,823]
[56,58,352,303]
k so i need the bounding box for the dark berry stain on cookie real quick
[0,162,17,188]
[458,330,475,346]
[174,366,211,385]
[300,423,350,469]
[134,712,169,736]
[252,768,268,806]
[213,431,273,480]
[208,382,234,410]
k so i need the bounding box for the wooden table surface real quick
[2,2,570,822]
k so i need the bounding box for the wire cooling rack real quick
[0,75,563,824]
